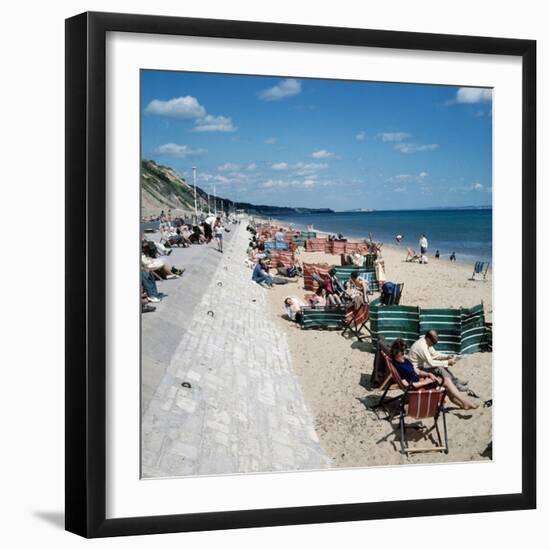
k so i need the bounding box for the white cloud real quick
[465,182,485,191]
[456,87,492,104]
[264,137,277,144]
[355,131,366,141]
[293,162,328,176]
[259,177,317,189]
[246,163,257,171]
[378,132,411,142]
[395,143,439,154]
[193,114,236,132]
[217,162,240,171]
[311,149,335,159]
[271,162,289,171]
[394,186,407,193]
[387,171,429,184]
[145,96,206,119]
[259,78,302,101]
[154,143,207,157]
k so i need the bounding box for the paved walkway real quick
[142,223,328,477]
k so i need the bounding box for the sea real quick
[273,208,492,263]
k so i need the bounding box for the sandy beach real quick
[263,238,493,467]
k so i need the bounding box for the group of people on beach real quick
[399,233,458,263]
[246,220,481,413]
[140,211,228,313]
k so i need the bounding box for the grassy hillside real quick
[141,159,333,215]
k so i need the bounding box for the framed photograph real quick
[65,11,536,538]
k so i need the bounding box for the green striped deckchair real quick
[334,266,378,293]
[301,306,347,330]
[419,308,462,354]
[369,302,420,347]
[460,303,489,354]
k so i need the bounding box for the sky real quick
[141,70,493,211]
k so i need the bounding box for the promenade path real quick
[142,223,328,477]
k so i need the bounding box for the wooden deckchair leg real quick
[400,409,408,455]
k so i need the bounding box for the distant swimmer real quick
[396,234,403,244]
[450,251,456,262]
[435,249,440,259]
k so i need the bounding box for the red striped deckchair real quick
[341,303,370,341]
[303,263,333,291]
[381,352,449,456]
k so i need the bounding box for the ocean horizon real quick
[272,208,493,263]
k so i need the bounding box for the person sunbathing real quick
[390,339,478,410]
[283,296,306,323]
[344,271,367,309]
[141,254,184,279]
[405,247,420,262]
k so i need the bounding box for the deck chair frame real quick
[341,303,371,341]
[381,352,449,456]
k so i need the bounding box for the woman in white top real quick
[214,218,224,253]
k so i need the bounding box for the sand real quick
[263,241,493,467]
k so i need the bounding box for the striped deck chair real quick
[460,303,489,354]
[381,282,404,305]
[292,237,307,247]
[341,303,370,341]
[334,266,378,295]
[419,308,461,354]
[303,263,333,291]
[382,352,449,456]
[369,302,420,348]
[300,231,317,240]
[470,261,490,281]
[301,305,347,330]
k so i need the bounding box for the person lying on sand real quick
[284,296,306,323]
[390,339,478,410]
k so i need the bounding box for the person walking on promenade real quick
[214,217,224,253]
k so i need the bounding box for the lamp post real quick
[214,184,217,216]
[192,166,197,219]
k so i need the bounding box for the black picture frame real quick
[65,11,536,538]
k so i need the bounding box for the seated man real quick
[391,339,477,410]
[251,260,273,287]
[408,330,468,391]
[275,227,285,242]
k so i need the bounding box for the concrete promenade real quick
[142,223,328,477]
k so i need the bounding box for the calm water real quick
[274,209,492,262]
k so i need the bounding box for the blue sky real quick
[141,70,492,211]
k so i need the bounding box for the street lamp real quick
[192,166,197,219]
[214,184,217,216]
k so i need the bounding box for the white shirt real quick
[419,236,428,249]
[408,336,449,369]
